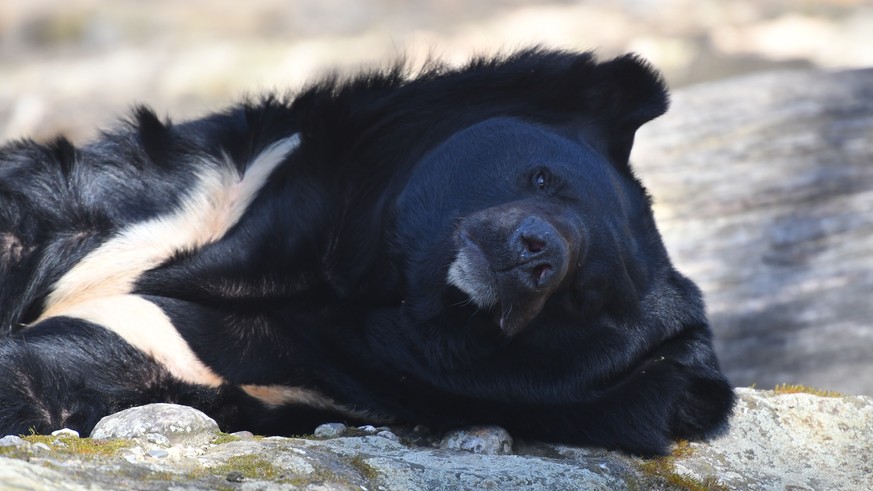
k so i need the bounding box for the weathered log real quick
[633,68,873,395]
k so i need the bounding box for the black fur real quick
[0,48,733,456]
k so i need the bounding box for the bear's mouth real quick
[446,218,571,337]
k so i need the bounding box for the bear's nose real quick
[512,216,561,288]
[514,216,553,257]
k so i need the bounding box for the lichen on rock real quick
[0,387,871,490]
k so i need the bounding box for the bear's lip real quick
[492,260,562,337]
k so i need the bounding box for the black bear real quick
[0,48,734,456]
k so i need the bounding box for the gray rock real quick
[147,449,170,459]
[672,388,873,490]
[122,446,146,465]
[0,389,869,489]
[357,425,378,434]
[376,430,399,442]
[145,432,171,447]
[440,426,513,455]
[51,428,80,438]
[0,457,91,490]
[314,423,347,438]
[0,435,27,447]
[634,67,873,395]
[31,442,53,452]
[90,403,220,446]
[225,470,245,482]
[321,434,616,490]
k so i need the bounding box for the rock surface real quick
[90,403,221,446]
[439,426,513,455]
[677,389,873,490]
[1,388,870,490]
[633,67,873,395]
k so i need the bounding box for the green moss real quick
[21,435,133,457]
[210,433,242,445]
[341,427,373,438]
[0,446,21,457]
[347,455,380,480]
[141,470,178,482]
[638,459,727,491]
[636,440,728,491]
[207,454,284,481]
[671,439,695,459]
[288,433,320,440]
[772,383,842,398]
[282,467,347,487]
[188,447,348,486]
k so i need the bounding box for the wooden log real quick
[633,68,873,395]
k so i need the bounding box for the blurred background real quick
[2,0,872,142]
[1,0,872,394]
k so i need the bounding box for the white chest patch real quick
[32,135,300,386]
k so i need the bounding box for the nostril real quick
[523,236,546,254]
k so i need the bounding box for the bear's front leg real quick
[0,317,232,436]
[490,324,735,456]
[615,322,736,446]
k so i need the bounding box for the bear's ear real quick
[587,54,669,168]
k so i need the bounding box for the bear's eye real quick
[533,170,548,190]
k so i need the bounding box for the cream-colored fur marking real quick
[447,250,498,308]
[30,136,300,385]
[58,295,223,386]
[241,384,339,408]
[241,384,386,422]
[37,135,299,322]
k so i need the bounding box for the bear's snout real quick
[511,215,565,290]
[447,205,577,336]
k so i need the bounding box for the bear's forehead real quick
[415,117,615,183]
[394,116,631,234]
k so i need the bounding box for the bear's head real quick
[389,52,673,339]
[291,51,729,450]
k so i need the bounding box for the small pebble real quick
[440,426,513,455]
[226,471,245,483]
[357,425,378,434]
[148,449,170,459]
[182,447,204,458]
[376,430,399,442]
[51,428,80,438]
[230,430,254,438]
[314,423,347,438]
[146,433,171,446]
[123,447,146,465]
[0,435,26,447]
[32,442,52,452]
